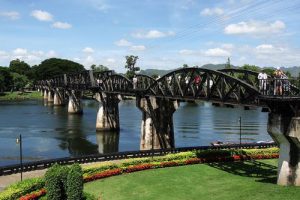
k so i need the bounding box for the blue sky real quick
[0,0,300,72]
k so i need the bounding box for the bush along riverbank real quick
[0,91,42,101]
[0,147,279,200]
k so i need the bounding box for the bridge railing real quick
[258,78,300,97]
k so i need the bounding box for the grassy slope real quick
[84,159,300,200]
[0,91,42,101]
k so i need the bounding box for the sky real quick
[0,0,300,72]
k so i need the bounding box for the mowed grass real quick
[84,159,300,200]
[0,91,42,101]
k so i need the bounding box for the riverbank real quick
[0,91,42,101]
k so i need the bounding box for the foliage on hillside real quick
[32,58,85,80]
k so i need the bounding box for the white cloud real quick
[224,20,285,35]
[179,49,195,55]
[13,48,28,55]
[221,43,234,49]
[255,44,285,54]
[132,30,175,39]
[201,7,224,16]
[0,11,20,20]
[106,58,116,63]
[114,39,132,47]
[204,48,230,57]
[31,10,53,21]
[52,21,72,29]
[130,45,146,51]
[82,47,94,53]
[0,50,7,56]
[46,50,57,57]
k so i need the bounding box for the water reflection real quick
[96,131,119,154]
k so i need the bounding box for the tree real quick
[9,59,31,76]
[182,64,189,68]
[225,57,231,69]
[125,55,140,79]
[241,64,260,72]
[11,72,29,91]
[33,58,85,80]
[91,64,109,72]
[0,67,13,92]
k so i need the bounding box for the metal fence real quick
[0,143,276,176]
[258,78,300,97]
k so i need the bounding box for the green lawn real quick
[84,159,300,200]
[0,91,42,101]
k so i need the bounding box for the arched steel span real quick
[145,67,260,104]
[99,74,133,94]
[135,74,156,90]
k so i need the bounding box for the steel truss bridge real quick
[36,67,300,105]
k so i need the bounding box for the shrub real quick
[0,178,44,200]
[196,149,234,158]
[67,164,83,200]
[45,164,70,200]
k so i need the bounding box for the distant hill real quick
[280,66,300,77]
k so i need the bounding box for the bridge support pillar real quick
[265,100,300,186]
[47,90,54,102]
[43,89,48,100]
[54,89,65,106]
[137,96,179,150]
[95,93,120,131]
[67,90,83,114]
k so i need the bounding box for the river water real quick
[0,99,271,166]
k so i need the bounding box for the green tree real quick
[262,67,274,76]
[125,55,140,79]
[9,59,31,76]
[33,58,85,80]
[11,72,29,91]
[91,64,109,72]
[0,67,13,92]
[240,64,261,72]
[182,64,189,68]
[225,57,231,69]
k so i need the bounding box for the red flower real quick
[84,168,122,182]
[125,164,154,173]
[19,189,46,200]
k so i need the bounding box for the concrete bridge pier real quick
[47,90,54,102]
[137,96,179,150]
[54,89,65,106]
[266,101,300,186]
[67,90,83,114]
[43,89,48,100]
[95,92,121,131]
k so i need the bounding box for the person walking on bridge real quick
[273,67,283,95]
[258,71,268,94]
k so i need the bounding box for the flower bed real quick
[13,147,279,200]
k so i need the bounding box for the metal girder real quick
[146,67,260,104]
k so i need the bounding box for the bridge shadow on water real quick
[206,160,278,184]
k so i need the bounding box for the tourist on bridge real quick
[133,75,138,89]
[258,71,268,94]
[273,67,284,95]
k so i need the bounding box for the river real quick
[0,99,271,166]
